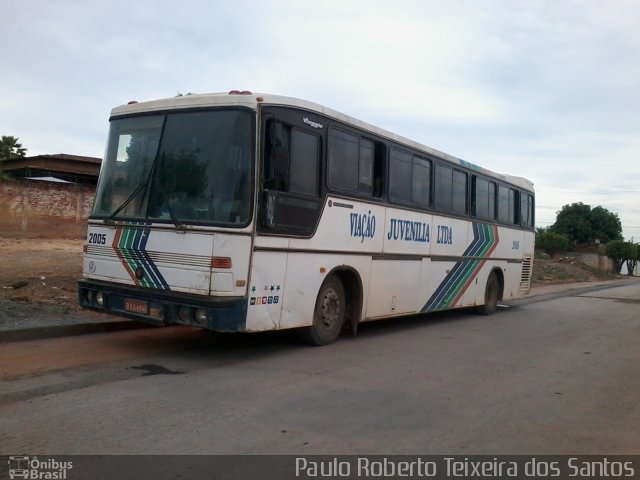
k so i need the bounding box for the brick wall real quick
[0,178,95,238]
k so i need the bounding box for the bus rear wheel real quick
[300,276,346,346]
[476,271,500,315]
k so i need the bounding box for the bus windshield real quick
[92,109,253,226]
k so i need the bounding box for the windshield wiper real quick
[104,143,165,225]
[103,181,149,225]
[166,205,185,231]
[103,144,186,231]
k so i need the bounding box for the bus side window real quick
[373,141,385,198]
[265,121,290,191]
[434,165,453,212]
[488,181,497,220]
[509,188,520,225]
[499,186,520,225]
[289,128,319,196]
[261,117,323,235]
[358,138,374,194]
[472,177,497,220]
[412,156,431,208]
[521,192,534,228]
[389,148,412,204]
[327,128,384,198]
[452,170,467,215]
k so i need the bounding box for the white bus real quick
[80,91,535,345]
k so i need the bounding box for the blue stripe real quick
[136,226,170,290]
[122,223,170,290]
[422,222,490,312]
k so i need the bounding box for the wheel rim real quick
[319,288,341,330]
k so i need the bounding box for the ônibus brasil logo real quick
[8,456,73,479]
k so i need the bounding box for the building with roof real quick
[1,154,101,184]
[0,154,101,238]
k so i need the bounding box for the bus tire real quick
[300,276,346,346]
[477,271,500,315]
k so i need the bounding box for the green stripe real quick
[118,225,157,288]
[435,224,495,309]
[441,259,480,308]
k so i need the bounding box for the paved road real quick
[1,282,639,454]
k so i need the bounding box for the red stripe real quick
[112,226,139,285]
[450,225,500,307]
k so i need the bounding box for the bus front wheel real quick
[300,276,346,346]
[476,271,500,315]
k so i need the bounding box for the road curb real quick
[1,279,637,343]
[0,320,151,343]
[512,278,640,307]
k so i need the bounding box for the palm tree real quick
[0,135,27,180]
[0,135,27,160]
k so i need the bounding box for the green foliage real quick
[0,135,28,181]
[605,240,639,274]
[0,135,27,161]
[590,205,624,243]
[536,230,570,256]
[550,202,622,244]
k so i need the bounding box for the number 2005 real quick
[89,233,107,245]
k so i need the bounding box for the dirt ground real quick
[532,256,621,284]
[0,236,623,320]
[0,237,85,315]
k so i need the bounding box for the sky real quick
[1,0,639,239]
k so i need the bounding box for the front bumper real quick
[78,279,247,332]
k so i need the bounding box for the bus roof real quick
[111,92,534,192]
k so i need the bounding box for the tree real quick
[0,135,27,161]
[590,206,624,244]
[605,240,638,275]
[536,230,570,256]
[627,243,640,276]
[0,135,27,181]
[550,202,622,244]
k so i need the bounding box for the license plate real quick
[124,299,149,314]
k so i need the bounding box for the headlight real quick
[194,308,208,324]
[96,291,104,306]
[178,306,193,323]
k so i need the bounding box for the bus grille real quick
[86,245,212,268]
[520,256,533,290]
